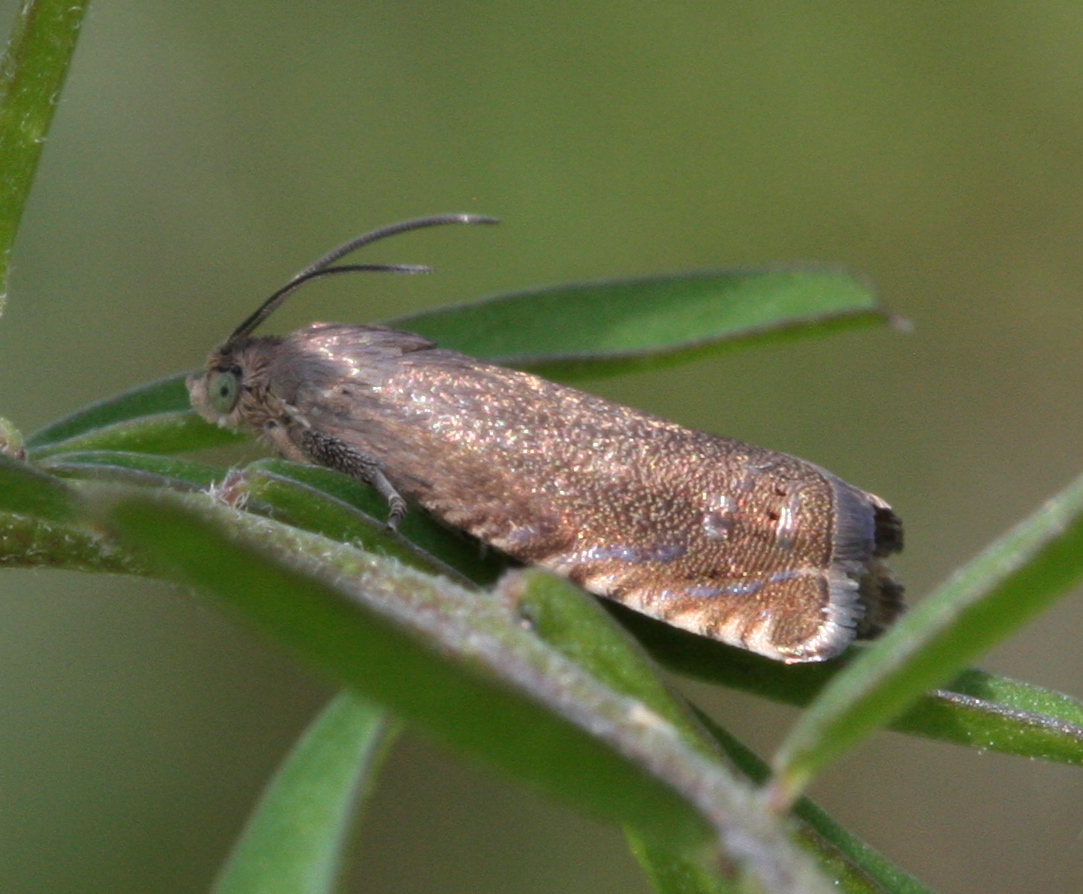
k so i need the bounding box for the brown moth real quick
[188,214,903,663]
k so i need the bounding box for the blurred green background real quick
[2,2,1082,892]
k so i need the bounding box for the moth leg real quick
[297,428,408,530]
[263,422,313,464]
[366,467,409,531]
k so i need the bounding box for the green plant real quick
[3,4,1083,893]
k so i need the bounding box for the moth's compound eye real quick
[209,370,240,414]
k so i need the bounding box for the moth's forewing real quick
[219,322,904,663]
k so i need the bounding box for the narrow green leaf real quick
[38,449,223,490]
[932,666,1083,727]
[0,509,133,572]
[696,715,933,894]
[625,830,733,894]
[616,608,1083,766]
[512,572,744,893]
[516,571,929,893]
[772,470,1083,804]
[214,692,399,894]
[26,373,243,456]
[894,670,1083,765]
[29,410,243,458]
[393,269,888,378]
[105,491,837,894]
[0,451,79,521]
[0,457,133,572]
[514,571,725,761]
[0,0,91,310]
[27,374,190,446]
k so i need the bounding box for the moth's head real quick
[187,344,242,428]
[187,339,271,430]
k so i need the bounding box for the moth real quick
[188,214,903,663]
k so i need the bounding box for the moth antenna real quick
[293,213,499,281]
[228,213,499,342]
[228,264,430,343]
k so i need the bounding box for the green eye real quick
[209,370,240,414]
